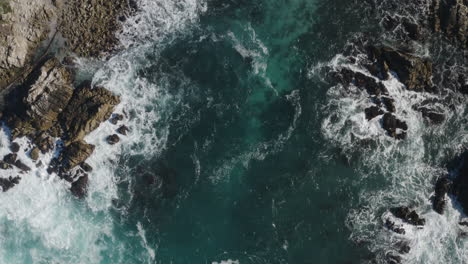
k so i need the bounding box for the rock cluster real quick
[1,57,123,196]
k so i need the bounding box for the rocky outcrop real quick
[431,0,468,48]
[391,206,426,226]
[6,58,74,138]
[0,0,58,93]
[59,82,121,143]
[59,0,133,58]
[367,46,434,92]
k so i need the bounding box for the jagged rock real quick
[59,82,120,143]
[33,132,55,153]
[365,106,384,120]
[106,134,120,145]
[10,142,20,153]
[0,176,21,192]
[117,125,129,135]
[431,0,468,48]
[385,219,406,234]
[382,97,396,112]
[80,162,93,172]
[422,110,445,124]
[30,147,40,161]
[14,160,30,172]
[380,47,433,92]
[391,207,425,226]
[22,58,74,131]
[110,113,124,125]
[3,153,17,164]
[397,242,411,254]
[433,177,452,214]
[382,113,408,138]
[70,174,88,198]
[60,140,95,171]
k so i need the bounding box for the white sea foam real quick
[317,49,467,263]
[0,0,206,263]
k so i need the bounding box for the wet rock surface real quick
[391,206,426,226]
[0,176,21,192]
[433,177,452,214]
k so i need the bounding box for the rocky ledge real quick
[0,0,135,196]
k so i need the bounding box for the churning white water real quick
[317,48,467,263]
[0,0,206,263]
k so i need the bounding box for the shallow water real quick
[0,0,466,263]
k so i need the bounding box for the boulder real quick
[14,160,31,172]
[10,142,20,153]
[365,106,384,120]
[0,161,11,170]
[382,97,396,112]
[106,134,120,145]
[70,174,88,198]
[117,125,130,135]
[110,113,124,125]
[390,206,425,226]
[59,82,120,143]
[3,153,17,164]
[382,113,408,138]
[0,176,21,192]
[30,147,40,161]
